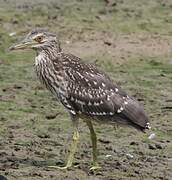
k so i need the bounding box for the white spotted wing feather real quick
[53,53,150,131]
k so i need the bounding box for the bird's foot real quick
[48,165,71,170]
[89,162,101,171]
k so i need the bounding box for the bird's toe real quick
[89,164,101,171]
[47,165,70,170]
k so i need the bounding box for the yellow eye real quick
[34,35,43,43]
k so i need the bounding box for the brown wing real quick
[53,53,150,131]
[67,83,126,116]
[56,53,128,115]
[61,53,127,95]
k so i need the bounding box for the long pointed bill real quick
[9,40,36,51]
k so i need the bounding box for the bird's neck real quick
[36,42,62,60]
[34,44,66,99]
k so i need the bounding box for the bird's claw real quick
[47,165,70,170]
[89,164,101,171]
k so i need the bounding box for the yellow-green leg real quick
[85,120,101,170]
[49,115,79,169]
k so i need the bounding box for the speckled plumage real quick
[10,29,151,169]
[35,44,150,131]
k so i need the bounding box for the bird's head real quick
[9,29,61,52]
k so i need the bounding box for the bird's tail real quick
[118,97,151,132]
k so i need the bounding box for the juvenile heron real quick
[9,29,151,170]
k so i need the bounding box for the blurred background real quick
[0,0,171,179]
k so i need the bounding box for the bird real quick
[9,29,151,170]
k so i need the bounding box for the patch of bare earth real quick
[64,32,172,63]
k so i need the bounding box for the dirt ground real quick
[0,0,172,179]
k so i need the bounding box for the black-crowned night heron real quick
[9,29,151,170]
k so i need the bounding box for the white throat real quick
[35,52,46,66]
